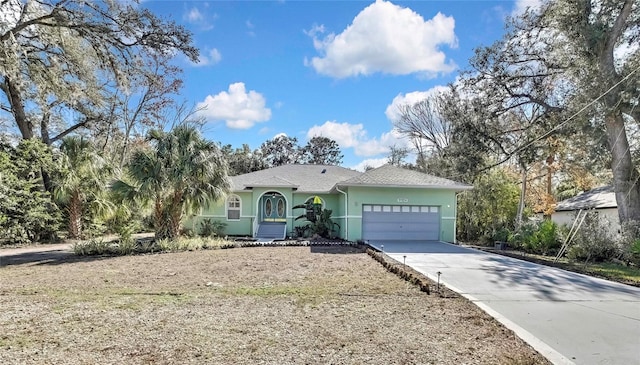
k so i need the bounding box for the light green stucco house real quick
[190,164,472,243]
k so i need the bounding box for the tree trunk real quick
[167,191,183,240]
[597,0,640,224]
[167,208,182,241]
[154,198,165,240]
[3,76,33,140]
[155,205,181,241]
[68,191,83,239]
[39,114,54,193]
[516,167,527,228]
[604,111,640,224]
[544,152,555,219]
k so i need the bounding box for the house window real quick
[277,198,285,217]
[265,199,272,217]
[227,195,241,220]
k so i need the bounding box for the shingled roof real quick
[555,185,617,211]
[337,164,472,190]
[230,164,360,193]
[230,164,471,193]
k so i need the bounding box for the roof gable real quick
[337,164,472,190]
[230,164,360,193]
[555,185,617,211]
[230,164,471,193]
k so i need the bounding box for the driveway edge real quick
[418,262,575,365]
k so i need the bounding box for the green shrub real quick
[457,169,520,243]
[508,220,560,255]
[199,219,227,237]
[0,140,62,244]
[628,240,640,266]
[72,235,235,257]
[493,227,511,242]
[73,239,112,256]
[530,220,559,255]
[116,238,136,255]
[508,223,535,251]
[181,227,196,238]
[567,212,618,263]
[619,220,640,266]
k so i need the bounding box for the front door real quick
[261,193,286,222]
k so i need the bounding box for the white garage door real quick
[362,204,440,241]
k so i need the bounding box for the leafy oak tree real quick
[221,143,266,176]
[540,0,640,224]
[462,0,639,225]
[260,135,302,167]
[300,136,343,165]
[0,0,197,146]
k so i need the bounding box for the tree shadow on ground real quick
[369,241,475,254]
[0,249,115,267]
[478,254,640,301]
[310,244,366,254]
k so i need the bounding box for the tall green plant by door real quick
[293,196,339,239]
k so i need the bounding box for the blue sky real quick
[146,0,535,170]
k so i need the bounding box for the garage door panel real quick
[362,204,440,241]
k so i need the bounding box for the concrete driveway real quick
[371,241,640,365]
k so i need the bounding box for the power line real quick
[440,62,640,184]
[514,63,640,157]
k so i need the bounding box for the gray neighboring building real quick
[551,186,620,235]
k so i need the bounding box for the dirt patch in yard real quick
[0,246,549,364]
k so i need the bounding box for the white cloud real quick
[196,83,272,130]
[258,127,271,135]
[385,85,449,122]
[185,7,203,22]
[358,129,407,156]
[306,0,457,78]
[351,158,388,172]
[183,6,217,31]
[307,121,366,149]
[306,121,409,157]
[511,0,545,16]
[194,48,222,67]
[246,20,256,37]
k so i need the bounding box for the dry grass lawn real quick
[0,246,549,364]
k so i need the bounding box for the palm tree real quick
[54,136,111,239]
[113,124,230,240]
